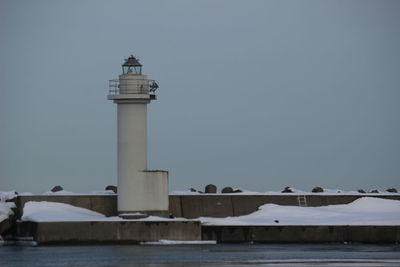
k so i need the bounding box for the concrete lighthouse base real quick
[118,170,169,218]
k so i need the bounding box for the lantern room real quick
[122,55,142,75]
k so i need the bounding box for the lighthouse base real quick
[118,170,169,217]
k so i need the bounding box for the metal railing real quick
[108,79,119,95]
[108,79,158,96]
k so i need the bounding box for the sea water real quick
[1,243,399,266]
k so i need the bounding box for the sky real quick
[0,0,399,194]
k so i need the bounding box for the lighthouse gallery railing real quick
[108,79,158,95]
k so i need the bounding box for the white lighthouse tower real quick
[108,55,169,218]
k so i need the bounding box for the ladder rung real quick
[297,195,307,207]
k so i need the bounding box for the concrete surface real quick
[170,194,400,218]
[18,220,201,245]
[202,225,400,243]
[16,221,400,244]
[0,218,11,234]
[15,194,400,219]
[11,194,400,244]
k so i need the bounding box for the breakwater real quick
[3,194,399,244]
[14,194,400,219]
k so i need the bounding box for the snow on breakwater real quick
[170,188,400,195]
[20,201,188,222]
[20,197,400,226]
[199,197,400,226]
[42,190,116,196]
[0,191,17,223]
[0,202,15,223]
[140,240,216,245]
[21,201,111,222]
[0,191,18,201]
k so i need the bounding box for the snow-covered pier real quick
[13,192,400,219]
[13,197,400,244]
[2,191,400,244]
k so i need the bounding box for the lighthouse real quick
[108,55,169,218]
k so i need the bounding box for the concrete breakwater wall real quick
[18,221,201,245]
[170,194,400,218]
[15,194,400,219]
[8,195,400,244]
[0,218,11,235]
[15,222,400,244]
[202,225,400,243]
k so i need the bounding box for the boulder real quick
[105,185,117,193]
[232,189,243,193]
[221,187,234,193]
[369,189,379,193]
[386,188,398,193]
[281,186,294,193]
[205,184,217,194]
[311,186,324,193]
[51,185,63,193]
[357,189,366,193]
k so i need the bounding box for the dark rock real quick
[281,186,294,193]
[205,184,217,194]
[369,189,379,193]
[221,187,234,193]
[105,185,117,193]
[357,189,366,193]
[386,188,398,193]
[232,189,243,193]
[311,186,324,193]
[51,185,63,192]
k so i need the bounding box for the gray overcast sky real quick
[0,0,399,194]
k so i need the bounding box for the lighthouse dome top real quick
[123,55,142,67]
[122,55,142,75]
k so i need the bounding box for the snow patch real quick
[42,190,116,195]
[20,201,188,222]
[21,201,113,222]
[42,190,77,196]
[169,190,201,195]
[88,190,116,195]
[0,191,17,201]
[0,202,15,223]
[199,197,400,226]
[19,198,400,226]
[170,188,399,195]
[140,240,216,245]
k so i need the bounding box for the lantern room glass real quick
[123,65,142,75]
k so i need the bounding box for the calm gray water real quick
[1,243,400,266]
